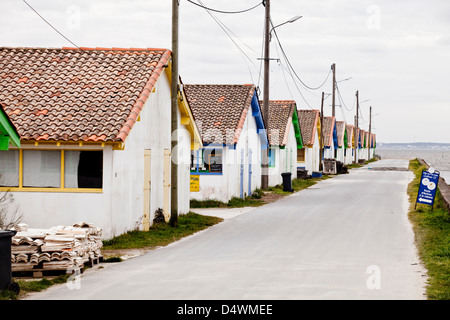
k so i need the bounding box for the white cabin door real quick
[163,149,171,222]
[143,150,151,231]
[248,149,252,196]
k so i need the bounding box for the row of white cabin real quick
[0,47,376,239]
[184,86,376,203]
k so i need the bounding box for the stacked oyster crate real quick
[11,222,103,277]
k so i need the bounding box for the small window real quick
[297,148,305,162]
[268,148,275,167]
[204,148,222,173]
[0,149,103,191]
[65,151,103,188]
[190,148,222,174]
[0,150,19,187]
[23,150,61,188]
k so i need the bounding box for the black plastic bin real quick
[0,229,20,294]
[281,172,293,192]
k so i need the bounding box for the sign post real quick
[415,168,440,210]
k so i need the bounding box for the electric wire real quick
[271,21,332,92]
[257,23,266,90]
[186,0,263,14]
[195,0,263,84]
[271,26,315,108]
[273,39,295,101]
[336,83,354,112]
[22,0,80,48]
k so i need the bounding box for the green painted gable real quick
[0,106,20,150]
[292,109,304,149]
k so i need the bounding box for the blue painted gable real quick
[251,92,269,150]
[332,123,338,148]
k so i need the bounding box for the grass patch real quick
[267,175,331,195]
[0,275,70,300]
[407,158,450,300]
[102,212,223,250]
[190,195,265,208]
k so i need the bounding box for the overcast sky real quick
[1,0,449,143]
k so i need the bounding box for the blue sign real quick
[416,169,440,206]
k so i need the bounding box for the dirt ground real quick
[260,191,286,204]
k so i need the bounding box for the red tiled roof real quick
[322,116,335,147]
[0,47,171,143]
[359,129,365,146]
[262,100,296,146]
[346,124,354,148]
[184,84,256,145]
[297,109,320,146]
[335,121,346,147]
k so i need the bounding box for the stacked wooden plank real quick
[11,223,103,276]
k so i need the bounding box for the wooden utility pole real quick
[320,92,324,170]
[368,106,372,160]
[261,0,270,189]
[170,0,179,227]
[331,63,336,117]
[354,90,359,164]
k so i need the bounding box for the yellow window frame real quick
[0,149,103,193]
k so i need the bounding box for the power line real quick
[186,0,263,14]
[270,22,313,108]
[195,0,263,84]
[273,40,295,101]
[276,50,314,109]
[271,24,332,91]
[336,83,354,112]
[22,0,80,48]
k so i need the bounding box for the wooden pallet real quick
[11,255,102,279]
[12,266,83,279]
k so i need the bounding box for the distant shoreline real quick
[378,142,450,150]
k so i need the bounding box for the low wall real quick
[418,158,450,212]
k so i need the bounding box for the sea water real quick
[376,148,450,185]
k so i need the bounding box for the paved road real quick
[25,159,427,300]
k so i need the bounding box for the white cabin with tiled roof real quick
[184,84,268,203]
[0,47,201,239]
[297,109,321,175]
[265,100,303,187]
[335,121,347,163]
[345,124,354,165]
[322,116,337,160]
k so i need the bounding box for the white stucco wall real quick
[7,71,191,239]
[358,148,369,161]
[7,148,115,237]
[298,129,320,175]
[336,147,345,163]
[344,148,354,165]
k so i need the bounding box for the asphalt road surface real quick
[25,159,427,300]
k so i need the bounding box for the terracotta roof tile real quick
[0,47,171,143]
[297,109,320,146]
[335,121,346,147]
[184,84,256,145]
[346,124,354,148]
[261,100,296,146]
[322,116,336,147]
